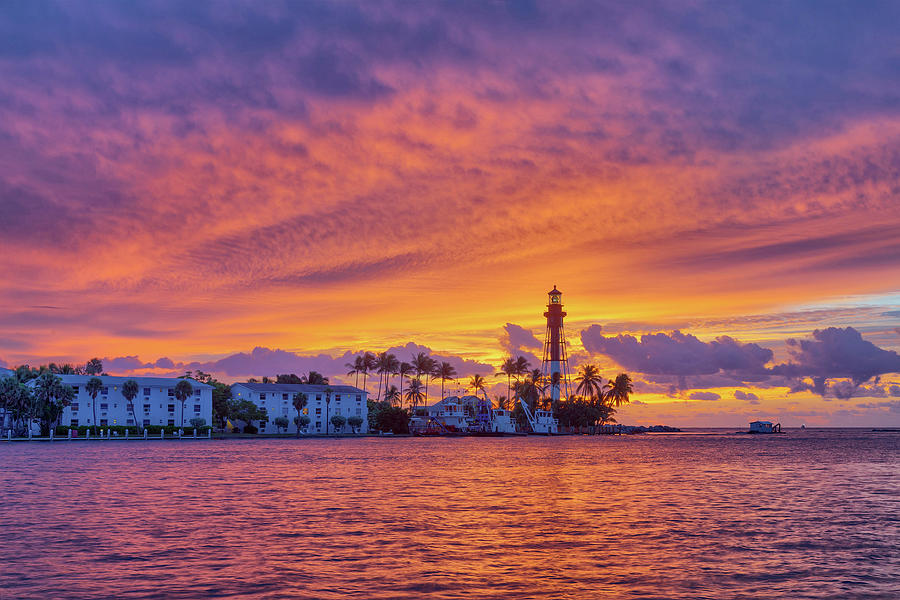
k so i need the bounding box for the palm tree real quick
[301,371,328,385]
[374,352,389,401]
[514,356,531,380]
[574,364,604,401]
[85,358,103,376]
[496,357,516,407]
[174,379,193,427]
[605,373,634,407]
[85,377,103,434]
[292,392,308,437]
[346,355,365,388]
[122,379,140,430]
[384,385,400,406]
[411,352,434,404]
[469,374,487,400]
[404,378,425,411]
[361,352,376,394]
[435,361,457,400]
[324,386,333,434]
[397,362,414,408]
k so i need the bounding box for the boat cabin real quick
[749,420,781,433]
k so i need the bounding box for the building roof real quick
[46,374,213,389]
[548,285,561,295]
[233,382,366,394]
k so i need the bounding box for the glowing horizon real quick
[1,2,899,426]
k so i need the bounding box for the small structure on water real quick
[749,420,781,434]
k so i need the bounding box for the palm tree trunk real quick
[399,377,404,409]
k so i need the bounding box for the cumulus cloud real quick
[688,391,721,401]
[891,385,900,397]
[103,342,493,382]
[499,323,542,366]
[772,327,900,394]
[580,326,773,380]
[734,390,760,405]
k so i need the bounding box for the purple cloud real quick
[772,327,900,388]
[734,390,760,405]
[580,326,773,379]
[688,391,721,402]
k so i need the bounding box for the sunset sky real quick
[1,1,899,426]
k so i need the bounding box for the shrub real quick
[189,417,207,429]
[243,424,258,434]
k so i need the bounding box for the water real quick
[1,430,898,599]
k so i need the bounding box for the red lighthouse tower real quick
[541,286,571,404]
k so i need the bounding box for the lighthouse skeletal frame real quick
[541,285,571,405]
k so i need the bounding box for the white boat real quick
[519,397,558,434]
[749,420,781,434]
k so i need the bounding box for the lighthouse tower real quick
[541,286,571,404]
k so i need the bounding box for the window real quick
[100,403,108,410]
[71,403,79,411]
[126,404,134,412]
[167,419,175,426]
[282,393,288,400]
[315,408,322,415]
[194,404,201,413]
[336,394,341,402]
[126,419,134,426]
[195,389,201,396]
[100,419,108,426]
[143,388,151,396]
[144,404,151,414]
[70,419,78,427]
[168,404,175,413]
[316,421,321,430]
[168,388,174,397]
[335,407,341,415]
[316,394,321,401]
[143,419,150,426]
[356,408,362,416]
[259,423,266,431]
[282,408,289,416]
[113,403,118,409]
[71,386,79,394]
[101,386,109,395]
[259,393,266,400]
[356,395,361,402]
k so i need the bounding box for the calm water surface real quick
[1,430,898,599]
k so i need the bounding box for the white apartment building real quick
[43,375,213,429]
[230,383,367,434]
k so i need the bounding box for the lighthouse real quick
[541,286,571,404]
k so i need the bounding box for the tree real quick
[174,379,193,427]
[210,380,232,428]
[378,353,399,401]
[122,379,140,429]
[361,352,376,394]
[84,358,103,376]
[331,414,347,433]
[514,356,531,380]
[275,373,303,384]
[496,357,517,408]
[189,417,207,429]
[574,364,604,401]
[469,374,487,400]
[605,373,634,407]
[85,377,103,434]
[292,392,308,438]
[33,372,74,435]
[0,376,32,435]
[383,385,400,406]
[373,403,410,434]
[347,415,363,433]
[397,361,414,408]
[295,414,311,432]
[404,378,425,410]
[301,371,328,385]
[227,398,268,432]
[411,352,434,404]
[324,386,333,434]
[435,361,457,400]
[274,416,290,433]
[346,355,365,388]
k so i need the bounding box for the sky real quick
[1,1,899,426]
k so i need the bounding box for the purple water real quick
[1,430,898,599]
